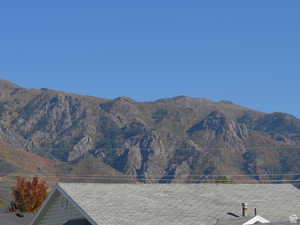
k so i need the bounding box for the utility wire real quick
[5,173,300,178]
[3,175,300,183]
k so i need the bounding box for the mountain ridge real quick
[0,78,300,185]
[0,78,273,117]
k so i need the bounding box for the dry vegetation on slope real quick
[1,78,300,188]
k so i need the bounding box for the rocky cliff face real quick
[188,111,249,150]
[0,79,21,99]
[1,78,300,183]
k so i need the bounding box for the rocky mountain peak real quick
[115,96,135,103]
[0,78,21,99]
[0,78,20,89]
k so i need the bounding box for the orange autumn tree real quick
[10,176,49,213]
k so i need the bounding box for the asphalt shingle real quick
[0,213,34,225]
[58,183,300,225]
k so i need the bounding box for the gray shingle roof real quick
[269,222,299,225]
[217,217,252,225]
[0,213,34,225]
[58,183,300,225]
[219,219,300,225]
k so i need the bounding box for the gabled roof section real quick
[57,183,300,225]
[243,215,270,225]
[29,185,98,225]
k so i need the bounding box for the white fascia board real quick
[29,187,59,225]
[243,215,271,225]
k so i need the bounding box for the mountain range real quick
[1,78,300,191]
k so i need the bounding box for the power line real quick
[3,175,300,183]
[5,172,300,178]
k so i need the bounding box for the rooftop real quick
[58,183,300,225]
[0,212,34,225]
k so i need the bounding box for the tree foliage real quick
[215,176,235,184]
[0,199,5,209]
[9,176,49,213]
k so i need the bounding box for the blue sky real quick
[1,1,300,117]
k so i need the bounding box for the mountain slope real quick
[0,79,300,184]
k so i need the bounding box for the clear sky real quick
[0,1,299,117]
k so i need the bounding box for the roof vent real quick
[289,215,298,224]
[242,203,248,217]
